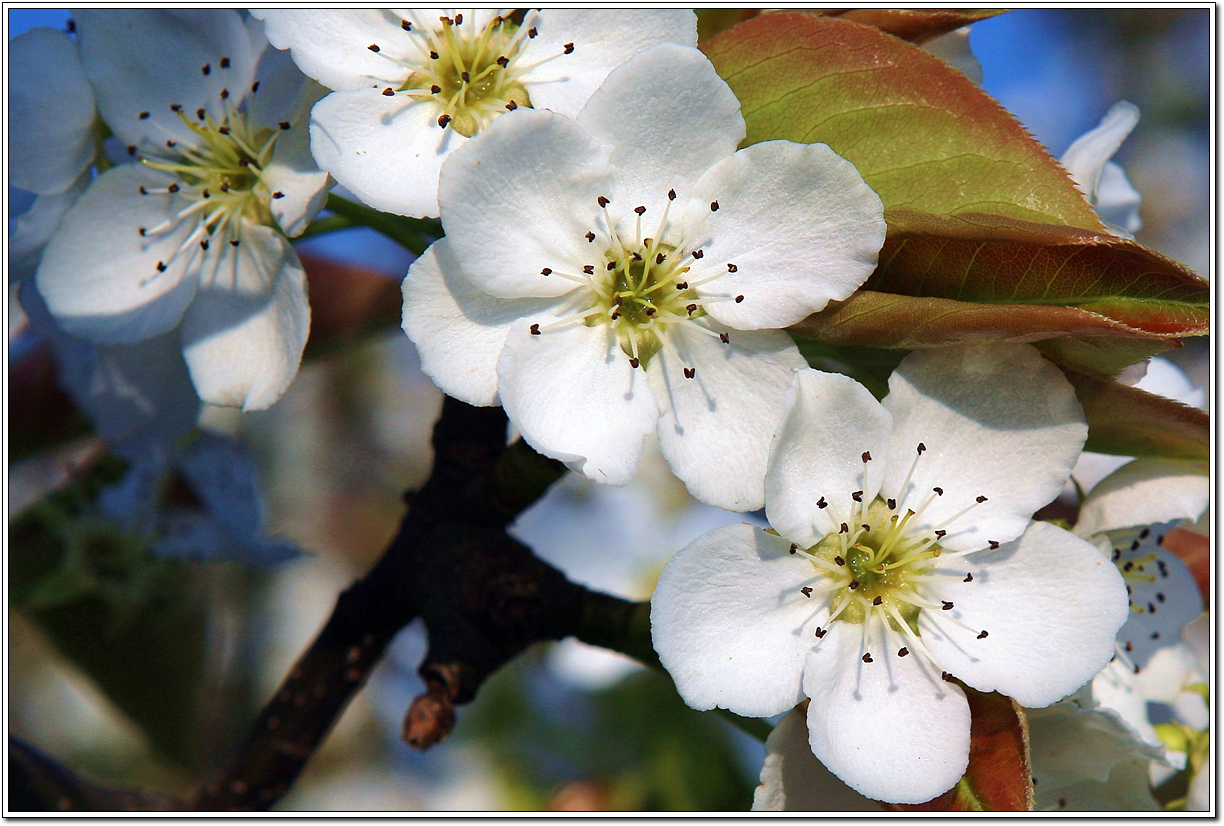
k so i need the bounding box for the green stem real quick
[296,214,353,240]
[323,193,442,255]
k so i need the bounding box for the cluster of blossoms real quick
[9,9,1201,810]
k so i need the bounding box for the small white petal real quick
[402,239,556,406]
[9,176,91,283]
[921,521,1129,708]
[753,706,878,812]
[252,10,412,91]
[36,164,200,344]
[647,325,806,512]
[521,9,698,116]
[76,9,258,147]
[309,86,461,219]
[804,621,970,805]
[10,27,97,195]
[1075,458,1209,538]
[652,523,820,717]
[439,109,612,297]
[1061,101,1140,208]
[179,223,309,410]
[576,43,743,221]
[765,369,893,549]
[685,141,886,330]
[496,320,656,486]
[881,344,1086,552]
[1094,161,1143,236]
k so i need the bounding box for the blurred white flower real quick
[404,44,885,510]
[1060,100,1143,237]
[35,10,331,410]
[253,9,697,218]
[652,345,1128,804]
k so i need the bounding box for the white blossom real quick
[403,44,885,510]
[651,344,1129,804]
[253,8,698,218]
[1061,100,1143,237]
[34,10,331,410]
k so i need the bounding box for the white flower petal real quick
[179,223,309,410]
[753,706,878,812]
[1095,161,1143,236]
[575,43,743,221]
[803,621,970,805]
[765,369,893,549]
[1074,458,1209,538]
[76,9,258,148]
[684,140,886,329]
[496,321,656,485]
[920,521,1129,708]
[651,523,819,717]
[310,87,460,218]
[252,10,411,91]
[646,325,805,512]
[439,109,612,297]
[1061,101,1140,208]
[881,344,1087,552]
[35,164,200,344]
[10,27,97,195]
[176,433,263,537]
[521,9,698,116]
[1137,356,1207,409]
[402,239,556,406]
[9,176,91,283]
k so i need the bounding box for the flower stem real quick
[322,193,442,255]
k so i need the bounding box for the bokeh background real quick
[7,8,1211,811]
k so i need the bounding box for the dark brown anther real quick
[196,107,206,120]
[645,306,656,316]
[887,498,896,510]
[438,113,452,128]
[840,523,849,533]
[202,189,210,199]
[655,252,666,265]
[272,191,285,199]
[976,495,988,503]
[585,231,596,243]
[401,19,412,30]
[629,357,640,369]
[430,84,442,94]
[1139,527,1151,539]
[139,110,150,119]
[801,587,813,598]
[230,239,240,246]
[977,630,989,639]
[1148,602,1157,614]
[461,71,470,82]
[963,572,973,582]
[849,580,860,590]
[691,249,704,259]
[634,205,646,215]
[789,544,798,555]
[675,281,688,289]
[497,55,509,67]
[862,451,872,463]
[251,81,260,93]
[139,185,148,195]
[504,100,519,111]
[220,56,231,68]
[563,42,574,54]
[170,103,183,113]
[528,26,538,38]
[851,490,863,502]
[218,125,231,135]
[220,87,229,99]
[817,496,828,509]
[529,324,540,335]
[1151,632,1160,640]
[917,442,926,454]
[127,144,137,156]
[167,183,180,193]
[200,239,210,250]
[934,529,946,538]
[933,486,943,495]
[1156,592,1166,603]
[734,294,744,303]
[667,188,677,200]
[597,195,610,208]
[988,540,1000,550]
[430,50,440,60]
[942,671,954,682]
[540,267,552,275]
[156,261,167,272]
[862,653,873,663]
[834,556,845,566]
[719,332,730,344]
[710,200,720,211]
[368,43,381,52]
[66,18,74,32]
[583,265,595,274]
[814,627,826,638]
[606,261,616,271]
[138,227,147,236]
[382,86,395,96]
[221,182,230,191]
[1124,641,1134,652]
[454,12,463,24]
[201,63,211,75]
[872,596,883,606]
[941,601,954,611]
[166,139,177,147]
[686,304,697,315]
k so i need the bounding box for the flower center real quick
[529,193,743,376]
[371,12,572,138]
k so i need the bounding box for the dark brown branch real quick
[9,736,185,812]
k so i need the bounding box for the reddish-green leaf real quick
[696,8,761,44]
[890,688,1032,811]
[1032,336,1178,378]
[804,8,1007,43]
[704,13,1103,229]
[1162,527,1209,603]
[1064,369,1209,461]
[869,211,1208,336]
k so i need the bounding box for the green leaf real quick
[1064,369,1209,461]
[695,8,760,44]
[1033,336,1178,378]
[704,13,1103,228]
[803,8,1008,43]
[890,688,1032,811]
